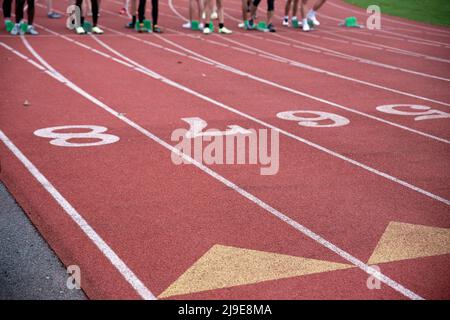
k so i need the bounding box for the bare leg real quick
[284,0,292,16]
[267,10,273,25]
[216,0,223,24]
[313,0,326,11]
[293,0,298,17]
[300,0,307,19]
[204,0,211,25]
[242,0,248,21]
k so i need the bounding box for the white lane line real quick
[167,0,450,97]
[1,39,424,301]
[216,0,450,58]
[152,24,450,144]
[106,0,450,106]
[0,127,156,300]
[33,21,450,206]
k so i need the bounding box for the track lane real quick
[1,37,415,299]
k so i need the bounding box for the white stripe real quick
[32,20,450,206]
[91,33,450,207]
[0,129,156,300]
[157,33,450,144]
[2,38,424,301]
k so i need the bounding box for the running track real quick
[0,0,449,299]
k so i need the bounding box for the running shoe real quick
[282,18,289,27]
[75,26,86,34]
[307,9,320,26]
[302,18,310,32]
[219,26,232,34]
[92,26,104,34]
[119,7,126,15]
[5,19,14,32]
[10,23,20,35]
[267,23,276,33]
[47,11,61,19]
[211,11,218,20]
[126,21,135,29]
[247,19,255,30]
[182,21,191,29]
[203,26,212,34]
[26,25,39,35]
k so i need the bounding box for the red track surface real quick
[1,0,449,299]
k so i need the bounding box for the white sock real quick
[292,16,298,20]
[308,9,316,18]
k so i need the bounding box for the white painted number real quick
[181,117,251,138]
[34,125,119,147]
[376,104,450,121]
[276,110,350,128]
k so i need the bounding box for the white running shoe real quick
[282,19,289,27]
[203,27,212,34]
[307,9,320,26]
[182,21,191,29]
[219,26,232,34]
[302,18,310,32]
[92,26,104,34]
[10,23,20,35]
[26,25,39,35]
[75,26,86,34]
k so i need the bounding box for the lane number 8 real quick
[34,125,119,147]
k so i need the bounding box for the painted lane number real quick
[276,110,350,127]
[34,125,119,147]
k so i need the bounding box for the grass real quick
[344,0,450,27]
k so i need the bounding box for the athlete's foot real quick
[47,11,61,19]
[282,18,289,27]
[126,21,135,29]
[136,22,145,33]
[307,9,320,26]
[10,23,20,35]
[247,19,255,30]
[182,21,191,29]
[302,19,310,32]
[268,23,276,33]
[219,26,232,34]
[153,25,163,33]
[26,25,39,35]
[211,11,218,20]
[75,26,86,34]
[203,26,212,34]
[92,26,104,34]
